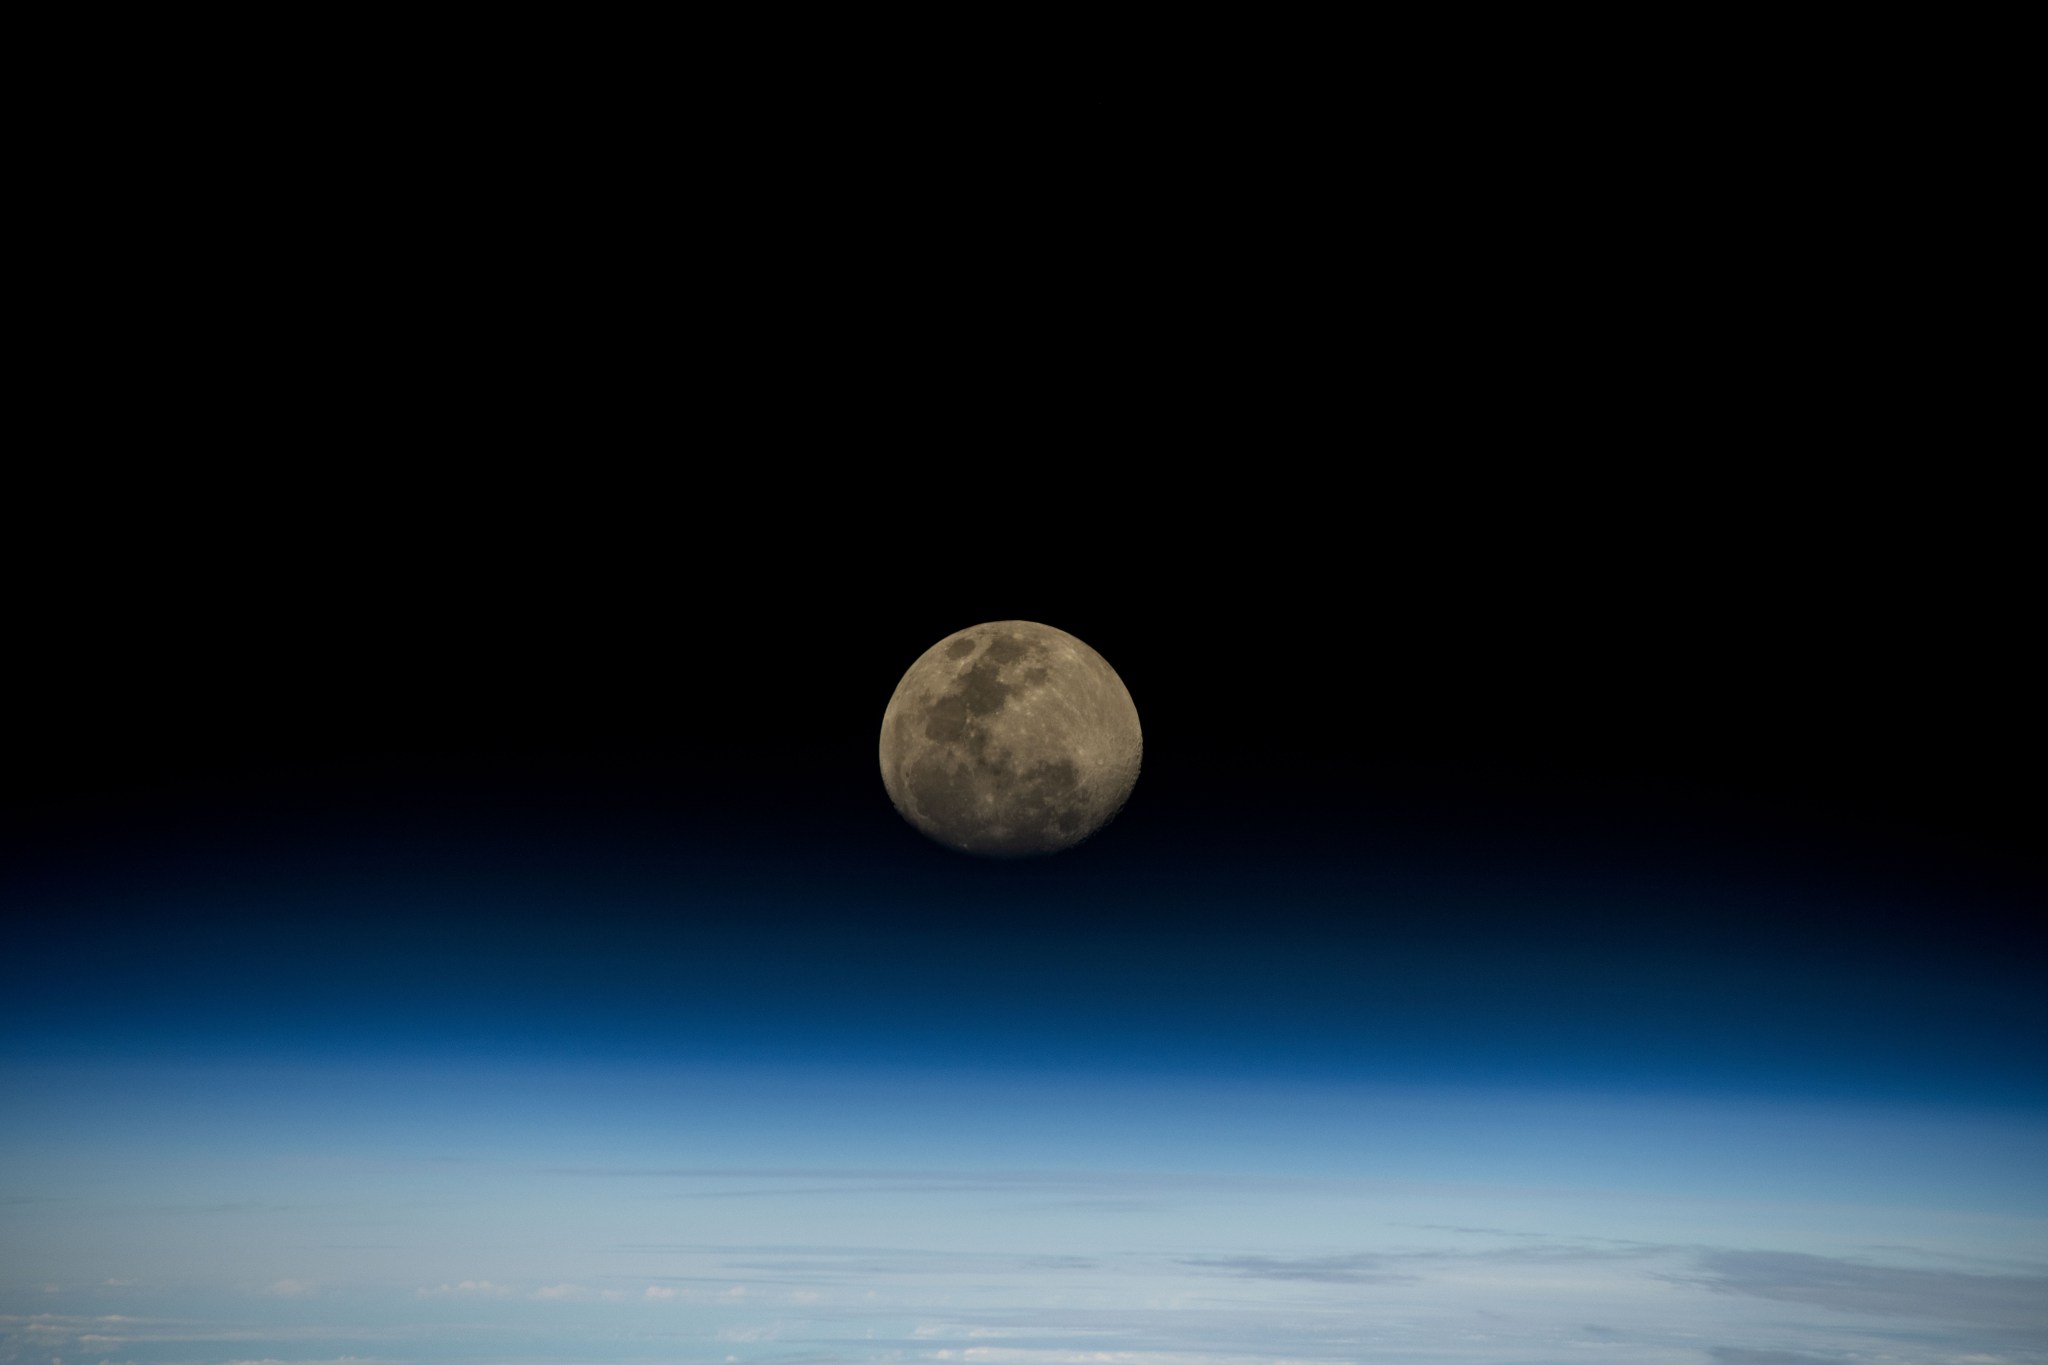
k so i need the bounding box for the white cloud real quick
[415,1279,513,1299]
[645,1285,678,1300]
[934,1355,1235,1365]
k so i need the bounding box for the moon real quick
[879,620,1141,857]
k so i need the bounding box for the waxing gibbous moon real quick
[879,621,1141,857]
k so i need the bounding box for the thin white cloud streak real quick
[16,1230,2048,1365]
[926,1354,1329,1365]
[414,1278,513,1298]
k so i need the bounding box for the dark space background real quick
[7,137,2040,1109]
[6,410,2039,1107]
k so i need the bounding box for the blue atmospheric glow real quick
[5,1054,2048,1361]
[3,767,2044,1362]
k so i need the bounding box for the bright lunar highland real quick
[879,620,1141,856]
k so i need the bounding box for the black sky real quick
[12,461,2032,871]
[8,198,2040,1099]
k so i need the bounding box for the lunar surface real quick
[879,621,1141,857]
